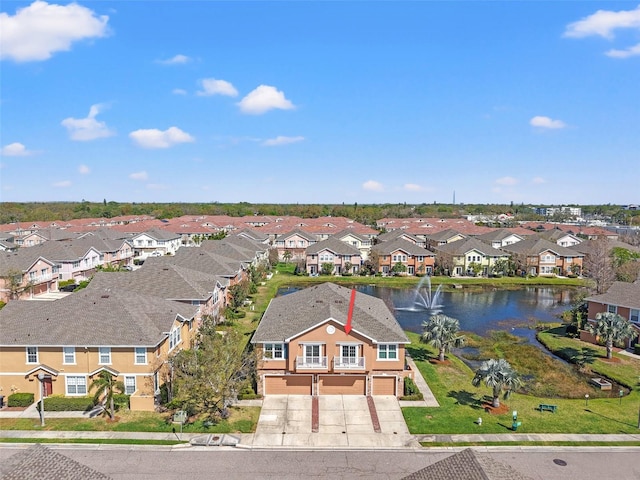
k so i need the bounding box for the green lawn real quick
[403,332,640,435]
[0,406,260,434]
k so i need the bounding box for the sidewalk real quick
[399,354,439,407]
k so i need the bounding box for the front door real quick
[43,376,53,397]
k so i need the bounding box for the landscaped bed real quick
[402,331,640,435]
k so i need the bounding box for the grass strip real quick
[421,441,640,447]
[0,438,186,445]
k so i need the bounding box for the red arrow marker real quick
[345,288,356,335]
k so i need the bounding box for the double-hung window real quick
[99,347,111,365]
[607,305,618,314]
[377,344,398,360]
[630,309,639,323]
[124,376,136,395]
[169,327,181,351]
[63,347,76,364]
[263,343,284,359]
[66,376,87,395]
[26,347,38,364]
[135,347,147,365]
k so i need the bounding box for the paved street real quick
[1,445,639,479]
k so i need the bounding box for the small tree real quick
[390,262,407,276]
[320,262,334,275]
[467,262,482,277]
[282,250,292,263]
[421,314,465,361]
[587,312,635,359]
[90,371,125,421]
[472,358,521,408]
[268,248,279,267]
[170,329,256,419]
[343,261,353,274]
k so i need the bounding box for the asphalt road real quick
[1,446,639,479]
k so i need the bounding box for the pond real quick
[278,283,583,345]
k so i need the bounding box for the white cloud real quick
[238,85,295,115]
[532,176,546,184]
[606,43,640,58]
[78,164,90,174]
[0,1,109,62]
[129,171,148,181]
[52,180,71,188]
[158,54,191,65]
[1,142,34,156]
[403,183,423,192]
[172,88,187,95]
[495,176,519,186]
[564,5,640,39]
[530,116,566,129]
[362,180,384,192]
[129,126,194,149]
[197,78,238,97]
[61,104,115,141]
[262,136,304,147]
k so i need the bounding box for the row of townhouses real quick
[0,234,270,410]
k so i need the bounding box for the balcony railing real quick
[296,356,327,369]
[28,274,52,284]
[333,357,365,370]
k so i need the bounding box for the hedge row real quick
[43,396,94,411]
[8,393,34,407]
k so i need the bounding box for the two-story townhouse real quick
[434,238,510,276]
[370,239,436,276]
[235,228,271,245]
[330,229,373,260]
[200,236,270,270]
[0,252,59,302]
[23,241,104,282]
[474,230,525,249]
[273,229,318,261]
[537,228,582,248]
[376,230,426,248]
[251,283,410,396]
[583,281,640,349]
[130,229,182,258]
[305,238,362,275]
[501,238,585,276]
[0,285,200,411]
[423,229,467,251]
[18,229,80,247]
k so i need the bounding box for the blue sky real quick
[1,1,639,205]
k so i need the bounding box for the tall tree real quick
[472,358,521,408]
[170,328,256,419]
[421,314,465,361]
[584,236,615,294]
[587,312,635,359]
[90,371,125,421]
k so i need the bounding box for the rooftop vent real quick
[101,295,109,299]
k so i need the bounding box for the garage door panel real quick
[265,375,312,395]
[372,376,396,396]
[319,375,366,395]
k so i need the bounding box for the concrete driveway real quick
[252,395,417,448]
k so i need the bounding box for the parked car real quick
[59,284,77,292]
[122,265,133,271]
[149,251,162,257]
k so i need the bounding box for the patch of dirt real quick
[429,359,451,365]
[1,407,27,411]
[482,402,510,415]
[601,356,621,363]
[105,416,121,423]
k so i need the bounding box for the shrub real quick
[237,384,262,400]
[0,300,5,310]
[403,377,422,398]
[43,395,93,411]
[8,392,34,407]
[58,279,76,287]
[113,393,130,410]
[634,344,640,355]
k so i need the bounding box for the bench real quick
[538,404,557,413]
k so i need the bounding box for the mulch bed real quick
[429,359,451,365]
[1,407,27,412]
[601,357,622,363]
[482,403,510,415]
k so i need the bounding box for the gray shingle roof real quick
[435,238,509,257]
[475,229,524,243]
[401,448,533,480]
[1,443,112,480]
[501,237,584,257]
[306,237,362,255]
[377,230,421,243]
[0,280,198,347]
[585,281,640,310]
[251,282,409,344]
[423,228,466,242]
[370,238,435,256]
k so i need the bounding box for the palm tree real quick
[587,312,635,359]
[282,250,292,263]
[90,371,125,421]
[471,358,521,408]
[421,314,465,361]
